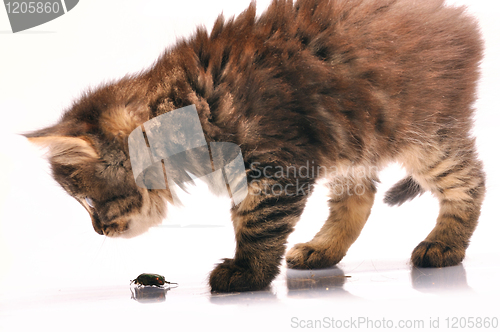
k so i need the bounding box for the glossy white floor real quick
[1,0,499,331]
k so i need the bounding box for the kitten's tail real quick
[383,176,425,206]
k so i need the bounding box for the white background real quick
[1,0,499,331]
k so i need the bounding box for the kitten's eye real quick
[85,197,95,208]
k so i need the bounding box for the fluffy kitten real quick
[26,0,485,292]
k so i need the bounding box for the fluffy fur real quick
[27,0,485,292]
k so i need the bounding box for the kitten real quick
[26,0,485,292]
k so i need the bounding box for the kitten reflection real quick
[411,264,471,293]
[287,267,355,298]
[130,286,173,303]
[209,288,277,305]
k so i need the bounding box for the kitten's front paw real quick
[286,243,342,270]
[209,259,270,293]
[411,241,465,268]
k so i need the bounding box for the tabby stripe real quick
[240,222,293,243]
[244,202,304,227]
[441,213,466,226]
[435,164,462,179]
[425,149,452,172]
[239,194,304,216]
[467,183,485,200]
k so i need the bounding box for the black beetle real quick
[130,273,178,288]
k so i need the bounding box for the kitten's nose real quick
[94,226,104,235]
[91,215,104,235]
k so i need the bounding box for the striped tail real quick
[383,176,425,206]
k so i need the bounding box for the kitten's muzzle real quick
[90,213,130,237]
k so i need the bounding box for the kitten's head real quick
[25,81,172,238]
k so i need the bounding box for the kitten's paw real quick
[286,243,342,270]
[411,241,465,268]
[209,259,270,293]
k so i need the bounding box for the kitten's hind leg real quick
[410,141,485,268]
[286,177,376,269]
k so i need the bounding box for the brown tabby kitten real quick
[26,0,485,292]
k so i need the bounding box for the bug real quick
[130,273,178,288]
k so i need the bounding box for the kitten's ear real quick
[24,128,98,165]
